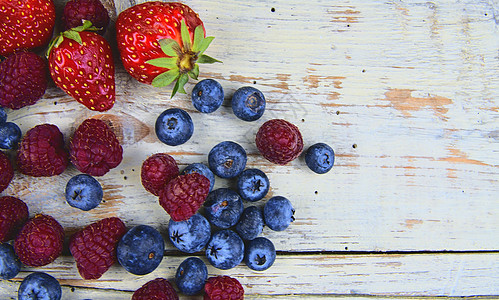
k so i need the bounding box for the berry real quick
[208,141,247,178]
[155,108,194,146]
[69,217,126,279]
[62,0,110,34]
[231,86,266,121]
[17,124,69,177]
[235,206,264,241]
[244,237,276,271]
[191,79,224,113]
[65,174,103,211]
[263,196,295,231]
[236,168,270,202]
[0,151,14,194]
[0,107,6,124]
[159,173,210,222]
[168,213,211,253]
[70,118,123,176]
[255,119,304,165]
[204,188,243,229]
[141,153,179,196]
[175,257,208,295]
[132,278,179,300]
[18,272,62,300]
[14,214,64,267]
[305,142,335,174]
[205,229,244,270]
[117,225,164,275]
[0,243,21,280]
[0,51,48,109]
[182,163,215,192]
[0,122,22,149]
[0,196,28,243]
[204,275,244,300]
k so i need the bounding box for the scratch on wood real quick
[303,75,345,90]
[91,113,150,145]
[404,219,423,229]
[382,89,452,119]
[328,8,361,23]
[439,147,490,167]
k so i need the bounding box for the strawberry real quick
[116,1,220,97]
[47,21,115,111]
[0,0,56,56]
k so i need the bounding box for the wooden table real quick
[1,0,498,298]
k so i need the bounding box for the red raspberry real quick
[132,278,179,300]
[0,151,14,193]
[14,214,64,267]
[159,173,210,222]
[62,0,110,34]
[69,217,126,280]
[70,118,123,176]
[204,275,244,300]
[255,119,303,165]
[141,153,179,196]
[17,124,69,177]
[0,196,28,243]
[0,51,48,109]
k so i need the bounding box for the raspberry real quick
[0,196,28,243]
[141,153,179,196]
[0,151,13,193]
[255,119,303,165]
[204,275,244,300]
[159,173,210,222]
[0,51,48,109]
[70,118,123,176]
[17,124,69,177]
[14,214,64,267]
[132,278,179,300]
[62,0,110,34]
[69,217,126,280]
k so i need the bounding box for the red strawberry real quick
[0,196,28,243]
[14,214,64,267]
[204,276,244,300]
[0,151,14,193]
[132,278,179,300]
[0,0,56,56]
[141,153,179,196]
[47,21,115,111]
[69,217,126,280]
[255,119,304,165]
[69,118,123,176]
[116,1,220,97]
[17,124,69,177]
[62,0,110,34]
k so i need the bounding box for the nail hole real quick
[271,7,275,12]
[352,144,357,148]
[336,111,340,115]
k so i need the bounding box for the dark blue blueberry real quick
[191,79,224,113]
[0,107,6,124]
[245,237,276,271]
[305,142,335,174]
[65,174,103,211]
[18,272,62,300]
[205,229,244,270]
[208,141,247,178]
[0,122,22,149]
[117,225,164,275]
[155,108,194,146]
[231,86,266,121]
[181,163,215,191]
[175,257,208,295]
[0,243,21,280]
[204,188,243,229]
[237,168,270,202]
[235,206,264,240]
[168,213,211,253]
[263,196,295,231]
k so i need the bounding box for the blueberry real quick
[175,257,208,295]
[18,272,62,300]
[65,174,103,211]
[205,229,244,270]
[0,122,22,149]
[204,188,243,229]
[191,79,224,113]
[182,163,215,191]
[0,243,21,280]
[245,237,276,271]
[117,225,164,275]
[0,107,6,124]
[305,142,335,174]
[231,86,266,121]
[235,206,264,240]
[237,168,270,202]
[155,108,194,146]
[168,213,211,253]
[264,196,295,231]
[208,141,247,178]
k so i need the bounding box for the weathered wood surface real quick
[1,0,498,298]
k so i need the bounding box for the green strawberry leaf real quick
[146,57,178,69]
[192,25,204,52]
[197,54,222,64]
[172,73,189,97]
[151,68,180,88]
[196,36,215,55]
[62,30,83,44]
[180,19,192,51]
[159,39,181,57]
[188,64,199,80]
